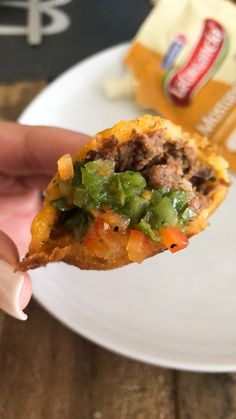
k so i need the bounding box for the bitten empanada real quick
[19,115,229,271]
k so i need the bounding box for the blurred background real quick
[0,0,151,81]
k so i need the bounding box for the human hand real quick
[0,122,89,320]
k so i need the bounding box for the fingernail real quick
[19,274,32,310]
[0,259,29,320]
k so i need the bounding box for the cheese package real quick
[125,0,236,172]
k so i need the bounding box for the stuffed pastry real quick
[19,115,229,271]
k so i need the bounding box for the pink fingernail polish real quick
[0,259,28,320]
[19,274,32,310]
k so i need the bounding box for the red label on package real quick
[164,19,227,106]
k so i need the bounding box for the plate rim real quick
[33,293,236,373]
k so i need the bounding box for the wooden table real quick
[0,82,235,419]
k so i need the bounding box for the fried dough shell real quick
[19,115,229,271]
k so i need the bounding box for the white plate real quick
[19,43,236,372]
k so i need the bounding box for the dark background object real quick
[0,0,151,82]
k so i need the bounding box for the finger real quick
[20,175,51,191]
[0,173,51,195]
[0,231,32,320]
[0,230,19,264]
[0,190,41,256]
[19,274,32,310]
[0,122,90,176]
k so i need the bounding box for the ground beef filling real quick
[85,130,218,213]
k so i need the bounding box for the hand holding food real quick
[0,122,88,319]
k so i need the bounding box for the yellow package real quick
[125,0,236,172]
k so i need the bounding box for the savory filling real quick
[49,131,219,261]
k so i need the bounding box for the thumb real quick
[0,231,32,320]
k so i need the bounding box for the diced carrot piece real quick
[57,154,74,181]
[84,219,110,258]
[160,226,189,253]
[100,208,130,233]
[127,230,153,263]
[84,218,127,260]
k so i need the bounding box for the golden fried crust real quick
[18,115,230,271]
[19,245,160,271]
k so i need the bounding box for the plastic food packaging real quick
[125,0,236,172]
